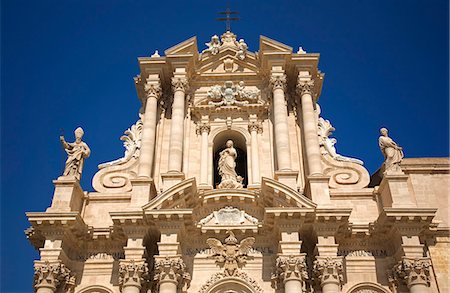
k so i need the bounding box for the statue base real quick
[161,171,185,191]
[46,176,85,212]
[130,177,156,207]
[218,179,243,189]
[274,170,299,190]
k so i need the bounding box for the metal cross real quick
[217,7,239,32]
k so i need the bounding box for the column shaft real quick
[159,281,178,293]
[121,285,141,293]
[250,128,260,183]
[322,282,340,293]
[409,284,429,293]
[138,96,158,177]
[35,287,55,293]
[300,90,322,175]
[284,279,303,293]
[272,87,292,170]
[168,89,185,172]
[200,128,209,185]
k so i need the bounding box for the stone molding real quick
[171,76,189,93]
[296,78,314,96]
[118,260,149,290]
[271,255,308,289]
[269,74,287,91]
[33,261,73,292]
[199,270,263,293]
[153,257,191,290]
[313,257,344,287]
[393,258,431,288]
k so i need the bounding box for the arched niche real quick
[199,271,263,293]
[77,285,113,293]
[346,282,391,293]
[211,128,249,188]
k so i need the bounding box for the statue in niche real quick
[379,127,404,174]
[202,35,221,55]
[60,127,91,180]
[218,140,243,189]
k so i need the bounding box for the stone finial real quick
[378,127,404,174]
[151,50,160,57]
[271,255,309,289]
[269,74,287,91]
[393,258,431,288]
[154,257,190,290]
[34,261,72,292]
[118,260,149,290]
[297,47,307,54]
[313,257,344,287]
[60,127,91,180]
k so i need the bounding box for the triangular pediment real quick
[164,36,198,57]
[197,49,259,76]
[259,35,292,54]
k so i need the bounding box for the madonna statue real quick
[218,140,243,189]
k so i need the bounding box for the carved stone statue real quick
[206,231,255,276]
[235,39,248,60]
[60,127,91,180]
[202,35,221,55]
[218,140,243,189]
[379,128,404,174]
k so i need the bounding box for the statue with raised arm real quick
[60,127,91,180]
[202,35,221,55]
[379,127,404,174]
[218,140,243,189]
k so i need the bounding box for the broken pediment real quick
[261,177,317,209]
[259,35,293,54]
[164,36,199,58]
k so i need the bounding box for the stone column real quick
[137,74,161,178]
[272,255,308,292]
[154,257,190,293]
[119,260,149,293]
[167,73,188,173]
[314,257,344,293]
[269,71,292,171]
[297,73,322,176]
[33,261,72,293]
[394,258,431,293]
[197,122,210,186]
[248,121,261,185]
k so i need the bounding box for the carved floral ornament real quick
[34,261,75,292]
[391,258,431,288]
[118,260,149,289]
[144,77,161,98]
[207,81,261,107]
[172,76,189,92]
[153,257,191,292]
[313,257,344,287]
[296,78,315,95]
[269,74,287,91]
[271,255,309,290]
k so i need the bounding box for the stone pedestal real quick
[274,170,299,190]
[305,175,331,206]
[161,172,185,190]
[130,178,156,207]
[378,174,416,208]
[46,177,84,212]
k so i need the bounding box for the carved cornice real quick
[118,260,149,289]
[196,122,210,135]
[269,74,287,91]
[154,257,190,290]
[313,257,344,287]
[272,255,308,288]
[144,76,161,99]
[393,258,431,288]
[171,76,189,93]
[296,78,315,96]
[34,261,73,292]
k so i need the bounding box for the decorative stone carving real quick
[269,74,287,91]
[271,255,308,289]
[296,79,314,95]
[172,76,189,92]
[393,258,431,288]
[154,257,190,291]
[196,122,210,135]
[318,117,364,165]
[218,140,243,189]
[60,127,91,180]
[198,206,259,226]
[206,230,255,275]
[313,257,344,287]
[208,81,260,107]
[144,77,161,98]
[199,270,263,293]
[34,261,73,292]
[248,121,262,133]
[118,260,149,290]
[347,250,373,257]
[98,117,143,168]
[202,35,221,55]
[235,39,248,60]
[379,128,404,174]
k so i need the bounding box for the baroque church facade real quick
[26,31,449,293]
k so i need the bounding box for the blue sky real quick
[1,0,448,291]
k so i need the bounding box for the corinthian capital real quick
[248,121,262,133]
[313,257,344,287]
[144,78,161,99]
[271,255,308,289]
[33,261,72,292]
[196,123,210,135]
[269,74,287,91]
[172,76,189,93]
[118,260,149,290]
[154,257,191,290]
[296,78,315,96]
[393,258,431,288]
